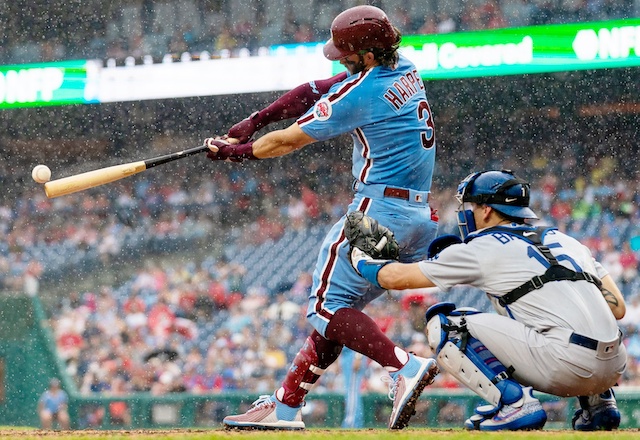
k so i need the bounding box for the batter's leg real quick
[222,331,339,430]
[277,331,342,407]
[325,308,438,429]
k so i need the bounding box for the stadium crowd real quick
[3,129,640,406]
[0,0,636,65]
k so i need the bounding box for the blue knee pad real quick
[425,302,457,352]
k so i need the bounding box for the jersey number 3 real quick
[418,100,435,150]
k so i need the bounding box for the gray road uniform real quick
[420,223,626,399]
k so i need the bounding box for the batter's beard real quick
[344,55,366,75]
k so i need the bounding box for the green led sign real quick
[2,18,638,109]
[409,19,640,79]
[0,60,96,108]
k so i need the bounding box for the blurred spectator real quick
[482,0,509,29]
[147,296,176,341]
[38,378,70,430]
[214,25,236,52]
[503,0,536,26]
[187,362,224,394]
[107,376,132,426]
[265,291,301,322]
[285,195,307,230]
[620,241,639,284]
[293,23,315,43]
[81,362,111,394]
[436,13,458,33]
[416,15,438,34]
[23,260,42,297]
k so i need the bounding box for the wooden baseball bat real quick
[44,144,209,198]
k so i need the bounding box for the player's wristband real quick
[356,259,393,288]
[230,141,258,160]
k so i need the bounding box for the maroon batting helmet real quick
[323,5,399,61]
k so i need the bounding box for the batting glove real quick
[227,111,264,143]
[204,137,257,162]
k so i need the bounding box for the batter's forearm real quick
[252,123,315,159]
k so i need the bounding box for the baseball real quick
[32,165,51,183]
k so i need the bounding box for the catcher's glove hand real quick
[344,211,399,260]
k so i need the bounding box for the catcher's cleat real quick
[572,388,620,431]
[223,394,305,430]
[387,354,439,429]
[464,387,547,431]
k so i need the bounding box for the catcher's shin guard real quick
[426,304,522,407]
[279,336,337,407]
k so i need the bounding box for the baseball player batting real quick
[205,5,439,430]
[348,170,627,431]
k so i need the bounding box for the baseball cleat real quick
[387,354,439,429]
[223,394,305,430]
[572,388,620,431]
[464,387,547,431]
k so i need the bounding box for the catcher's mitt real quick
[344,211,399,260]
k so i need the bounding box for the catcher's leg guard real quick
[278,333,342,407]
[425,303,522,407]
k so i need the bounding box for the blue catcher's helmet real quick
[455,170,538,239]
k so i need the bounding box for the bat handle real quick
[144,144,210,168]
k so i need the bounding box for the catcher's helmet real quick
[323,5,399,61]
[456,170,538,238]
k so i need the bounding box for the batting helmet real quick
[456,170,538,238]
[323,5,399,61]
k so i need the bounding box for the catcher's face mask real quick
[455,172,480,240]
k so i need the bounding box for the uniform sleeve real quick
[581,242,609,279]
[298,73,374,141]
[417,243,485,291]
[593,259,610,279]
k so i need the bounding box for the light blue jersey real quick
[39,389,68,414]
[298,55,439,337]
[298,55,435,191]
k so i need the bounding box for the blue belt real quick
[569,330,622,352]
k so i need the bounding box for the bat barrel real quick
[44,161,147,198]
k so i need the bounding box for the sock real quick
[325,308,406,370]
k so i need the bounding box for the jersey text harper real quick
[383,69,425,110]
